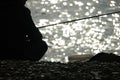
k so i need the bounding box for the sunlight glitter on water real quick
[26,0,120,62]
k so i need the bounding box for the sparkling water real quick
[26,0,120,62]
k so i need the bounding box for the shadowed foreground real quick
[0,60,120,80]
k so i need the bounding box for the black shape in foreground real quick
[1,0,48,61]
[89,52,120,63]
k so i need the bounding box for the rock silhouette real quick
[89,52,120,63]
[1,0,48,61]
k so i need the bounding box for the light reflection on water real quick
[26,0,120,63]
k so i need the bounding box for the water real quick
[26,0,120,62]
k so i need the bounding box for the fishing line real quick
[38,11,120,29]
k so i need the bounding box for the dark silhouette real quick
[89,52,120,63]
[1,0,48,61]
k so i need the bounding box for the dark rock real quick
[88,52,120,63]
[0,60,120,80]
[1,0,48,61]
